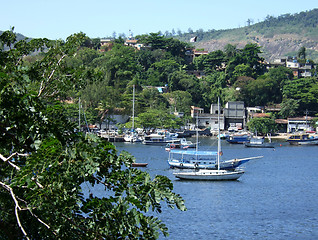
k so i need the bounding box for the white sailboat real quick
[124,85,142,143]
[173,98,246,181]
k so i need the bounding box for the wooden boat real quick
[131,163,148,167]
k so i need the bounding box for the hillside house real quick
[268,57,314,78]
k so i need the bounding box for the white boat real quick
[173,98,253,181]
[174,169,245,181]
[124,132,142,143]
[179,138,196,148]
[143,130,179,145]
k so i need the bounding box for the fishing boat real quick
[287,132,318,145]
[131,162,148,167]
[173,98,259,181]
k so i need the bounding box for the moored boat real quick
[167,149,262,169]
[165,143,189,151]
[287,132,318,145]
[143,130,179,145]
[226,133,250,144]
[245,137,274,148]
[173,168,245,181]
[131,162,148,167]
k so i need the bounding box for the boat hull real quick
[174,169,244,181]
[245,143,274,148]
[287,139,318,145]
[131,163,148,167]
[226,136,250,144]
[167,158,250,170]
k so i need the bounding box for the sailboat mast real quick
[196,112,199,151]
[132,85,135,130]
[217,97,221,170]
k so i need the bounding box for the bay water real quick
[110,137,318,239]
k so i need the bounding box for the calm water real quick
[110,137,318,240]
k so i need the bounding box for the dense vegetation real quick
[6,28,316,130]
[66,32,317,127]
[0,30,186,239]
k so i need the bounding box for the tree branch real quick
[38,53,67,97]
[0,181,56,236]
[0,152,28,171]
[0,181,30,240]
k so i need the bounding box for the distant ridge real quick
[177,8,318,62]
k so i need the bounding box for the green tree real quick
[247,117,277,135]
[168,70,197,91]
[0,30,186,239]
[232,63,253,79]
[146,59,180,86]
[279,98,300,118]
[163,90,193,114]
[297,46,306,60]
[139,88,169,110]
[282,77,318,113]
[193,50,225,74]
[136,109,182,129]
[239,76,281,106]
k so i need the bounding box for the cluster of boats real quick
[122,88,317,179]
[125,130,318,180]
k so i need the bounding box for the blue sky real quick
[1,0,317,40]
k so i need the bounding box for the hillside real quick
[178,8,318,62]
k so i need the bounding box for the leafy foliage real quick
[0,30,186,239]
